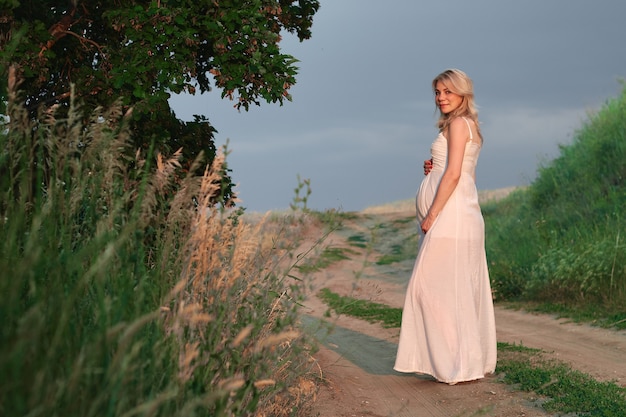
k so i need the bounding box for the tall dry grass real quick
[0,67,317,416]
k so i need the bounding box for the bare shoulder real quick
[447,117,470,142]
[451,116,478,129]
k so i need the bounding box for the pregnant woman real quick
[393,69,497,385]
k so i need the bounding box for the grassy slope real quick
[484,83,626,326]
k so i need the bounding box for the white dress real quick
[393,118,497,384]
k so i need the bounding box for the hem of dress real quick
[393,367,489,385]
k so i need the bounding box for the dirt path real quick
[299,204,626,417]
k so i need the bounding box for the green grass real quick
[484,83,626,312]
[347,233,368,248]
[317,289,626,416]
[317,288,402,328]
[498,342,626,416]
[297,246,357,273]
[513,302,626,330]
[309,208,359,228]
[376,240,416,265]
[372,217,419,266]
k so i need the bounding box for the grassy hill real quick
[484,83,626,326]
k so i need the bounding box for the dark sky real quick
[170,0,626,212]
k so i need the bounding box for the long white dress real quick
[393,119,497,384]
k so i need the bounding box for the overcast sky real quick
[170,0,626,213]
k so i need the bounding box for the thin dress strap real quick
[461,117,473,141]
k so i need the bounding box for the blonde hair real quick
[432,69,482,139]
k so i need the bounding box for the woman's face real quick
[434,80,463,114]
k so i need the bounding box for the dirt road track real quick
[495,308,626,385]
[304,296,626,417]
[299,207,626,417]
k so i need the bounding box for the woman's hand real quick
[420,213,437,234]
[423,158,433,175]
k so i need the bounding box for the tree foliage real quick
[0,0,320,199]
[1,0,319,111]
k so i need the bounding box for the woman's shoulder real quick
[447,116,470,134]
[446,115,479,144]
[449,115,474,127]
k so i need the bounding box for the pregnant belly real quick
[415,171,441,222]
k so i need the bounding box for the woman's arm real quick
[420,117,468,233]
